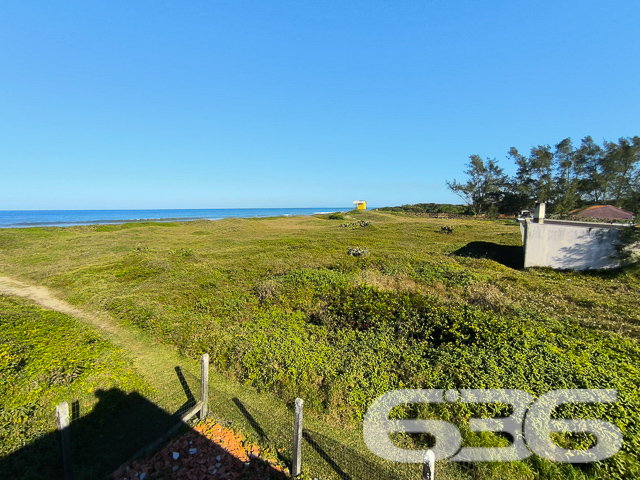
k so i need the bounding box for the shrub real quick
[340,220,371,228]
[169,247,195,258]
[347,246,369,257]
[113,254,165,282]
[615,225,640,264]
[214,280,640,478]
[411,261,478,287]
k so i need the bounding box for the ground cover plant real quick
[0,295,151,478]
[0,211,639,479]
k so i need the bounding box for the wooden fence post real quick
[422,449,435,480]
[291,398,304,477]
[200,354,209,419]
[56,401,75,480]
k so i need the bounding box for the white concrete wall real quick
[523,221,622,270]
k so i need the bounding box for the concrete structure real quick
[533,202,546,223]
[353,200,367,210]
[520,203,629,270]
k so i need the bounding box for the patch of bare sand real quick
[0,275,118,335]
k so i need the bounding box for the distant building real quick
[353,200,367,210]
[520,203,634,270]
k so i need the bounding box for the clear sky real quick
[1,1,638,210]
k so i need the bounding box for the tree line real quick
[377,203,470,215]
[446,136,640,216]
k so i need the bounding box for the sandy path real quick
[0,275,119,336]
[0,274,199,388]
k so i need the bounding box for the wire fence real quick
[48,355,440,480]
[54,357,205,480]
[299,428,422,480]
[203,381,428,480]
[68,364,202,423]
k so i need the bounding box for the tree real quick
[575,136,606,204]
[505,146,539,213]
[553,138,579,216]
[630,146,640,214]
[529,145,555,203]
[451,134,639,216]
[504,144,555,212]
[446,155,507,215]
[602,137,640,208]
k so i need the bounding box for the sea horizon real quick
[0,207,351,229]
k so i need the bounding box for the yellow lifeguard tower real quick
[353,200,367,210]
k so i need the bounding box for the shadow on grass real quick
[232,398,269,443]
[232,397,291,467]
[175,366,198,412]
[1,387,291,480]
[453,241,524,269]
[1,388,178,479]
[2,359,293,480]
[230,396,410,480]
[302,429,414,480]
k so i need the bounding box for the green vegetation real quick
[1,212,639,478]
[0,295,150,478]
[377,202,471,215]
[615,225,640,263]
[447,135,640,216]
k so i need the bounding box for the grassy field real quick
[1,210,639,479]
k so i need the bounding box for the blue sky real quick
[1,1,638,210]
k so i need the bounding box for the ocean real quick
[0,208,348,228]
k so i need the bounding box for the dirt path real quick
[0,275,196,386]
[0,276,121,333]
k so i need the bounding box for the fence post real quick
[422,449,435,480]
[292,398,304,477]
[200,353,209,419]
[56,401,75,480]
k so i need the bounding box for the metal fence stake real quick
[292,398,304,477]
[200,354,209,419]
[422,449,435,480]
[56,401,75,480]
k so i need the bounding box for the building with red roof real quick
[569,205,634,221]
